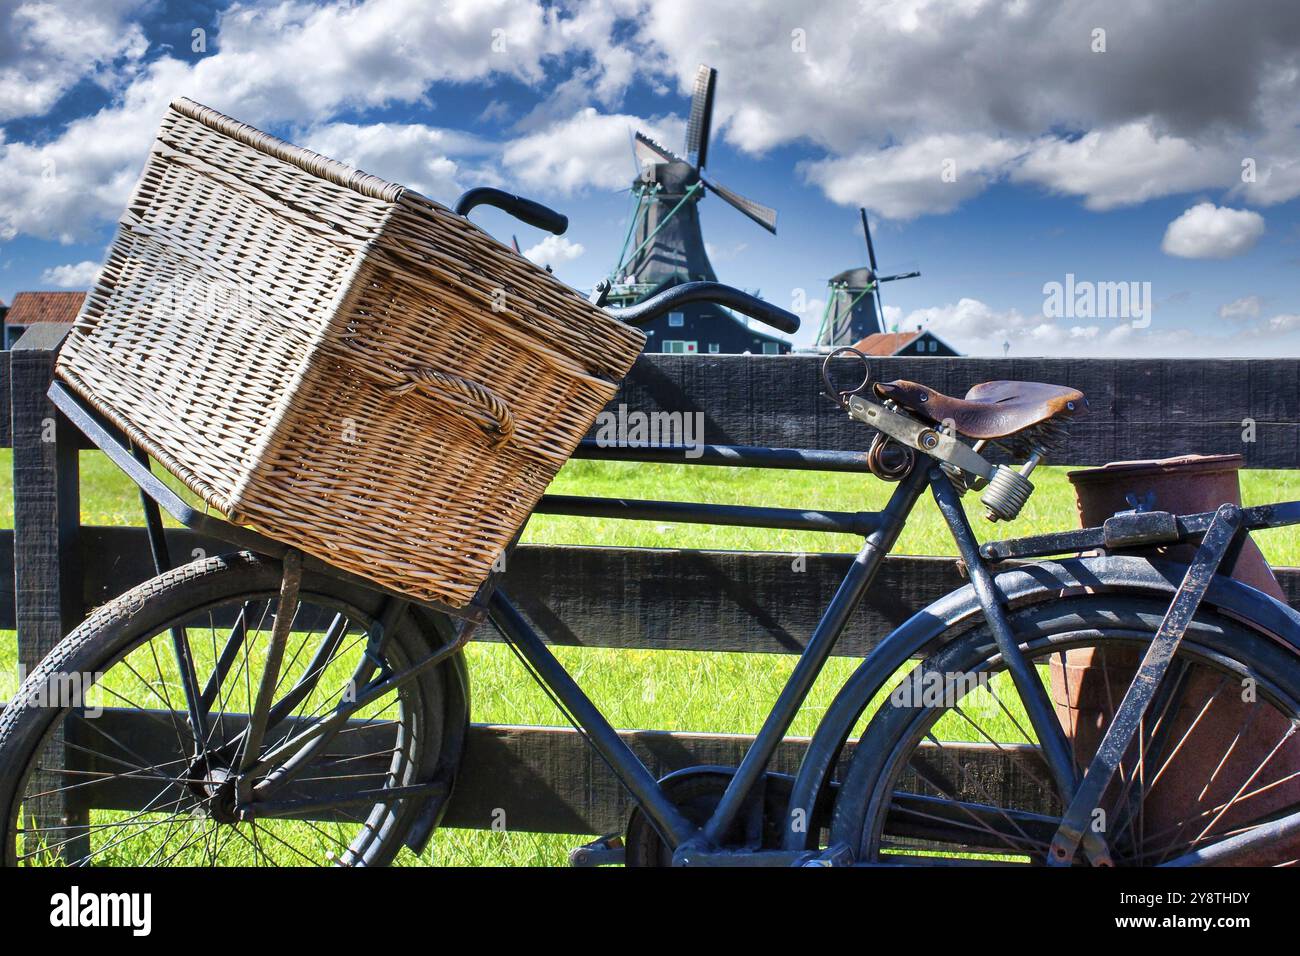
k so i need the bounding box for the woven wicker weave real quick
[57,98,645,607]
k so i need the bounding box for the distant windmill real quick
[607,65,788,354]
[815,208,920,347]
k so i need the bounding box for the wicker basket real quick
[57,98,645,608]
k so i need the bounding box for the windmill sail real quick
[701,173,777,233]
[685,65,716,168]
[861,208,879,273]
[634,131,685,167]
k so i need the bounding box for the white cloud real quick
[891,297,1038,344]
[522,234,584,266]
[0,57,195,242]
[1265,313,1300,332]
[1161,203,1265,259]
[802,134,1029,220]
[40,260,100,288]
[4,0,1300,249]
[881,293,1300,358]
[1014,121,1227,210]
[883,296,1164,357]
[1236,155,1300,206]
[0,0,150,121]
[0,0,598,241]
[502,108,683,194]
[1218,295,1263,320]
[630,1,1300,150]
[195,0,560,122]
[301,122,494,203]
[626,0,1300,215]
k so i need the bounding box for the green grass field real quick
[3,450,1298,865]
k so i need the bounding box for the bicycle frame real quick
[492,453,932,859]
[47,379,1300,866]
[491,445,1300,865]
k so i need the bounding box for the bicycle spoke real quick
[1193,722,1298,844]
[893,739,1045,855]
[200,603,251,712]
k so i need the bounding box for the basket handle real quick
[386,368,516,448]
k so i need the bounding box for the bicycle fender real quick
[780,553,1300,852]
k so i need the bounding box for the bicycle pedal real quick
[568,833,625,867]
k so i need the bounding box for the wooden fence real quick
[3,322,1299,837]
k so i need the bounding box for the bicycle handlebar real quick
[452,189,797,336]
[607,281,801,335]
[454,187,568,236]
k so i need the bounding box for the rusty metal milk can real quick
[1056,454,1298,861]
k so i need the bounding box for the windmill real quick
[606,65,789,354]
[815,208,920,348]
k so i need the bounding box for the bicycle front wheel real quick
[832,595,1300,866]
[0,552,459,867]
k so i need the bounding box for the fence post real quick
[10,323,87,861]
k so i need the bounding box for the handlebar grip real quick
[721,287,801,334]
[609,281,801,335]
[454,187,568,236]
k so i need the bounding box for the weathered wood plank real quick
[45,709,1051,836]
[10,324,86,857]
[497,545,1300,654]
[1,532,1299,656]
[0,350,10,449]
[603,355,1300,468]
[498,544,957,656]
[442,724,1052,835]
[76,526,225,613]
[1,352,1297,465]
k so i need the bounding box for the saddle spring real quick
[952,419,1070,522]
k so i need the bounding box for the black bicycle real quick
[4,191,1300,867]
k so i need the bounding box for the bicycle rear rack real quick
[980,500,1300,562]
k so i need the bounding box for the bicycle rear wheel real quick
[0,552,460,866]
[832,595,1300,866]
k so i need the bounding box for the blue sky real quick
[1,0,1298,355]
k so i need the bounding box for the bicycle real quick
[4,189,1300,867]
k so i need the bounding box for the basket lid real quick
[171,97,404,203]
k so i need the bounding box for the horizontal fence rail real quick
[2,342,1298,465]
[3,324,1299,841]
[47,709,1048,835]
[609,353,1300,468]
[0,530,1298,651]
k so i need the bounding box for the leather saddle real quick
[873,379,1086,440]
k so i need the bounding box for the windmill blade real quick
[860,207,879,273]
[511,235,521,254]
[701,173,777,234]
[858,208,885,332]
[877,270,921,283]
[627,128,643,177]
[685,64,717,169]
[634,130,688,170]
